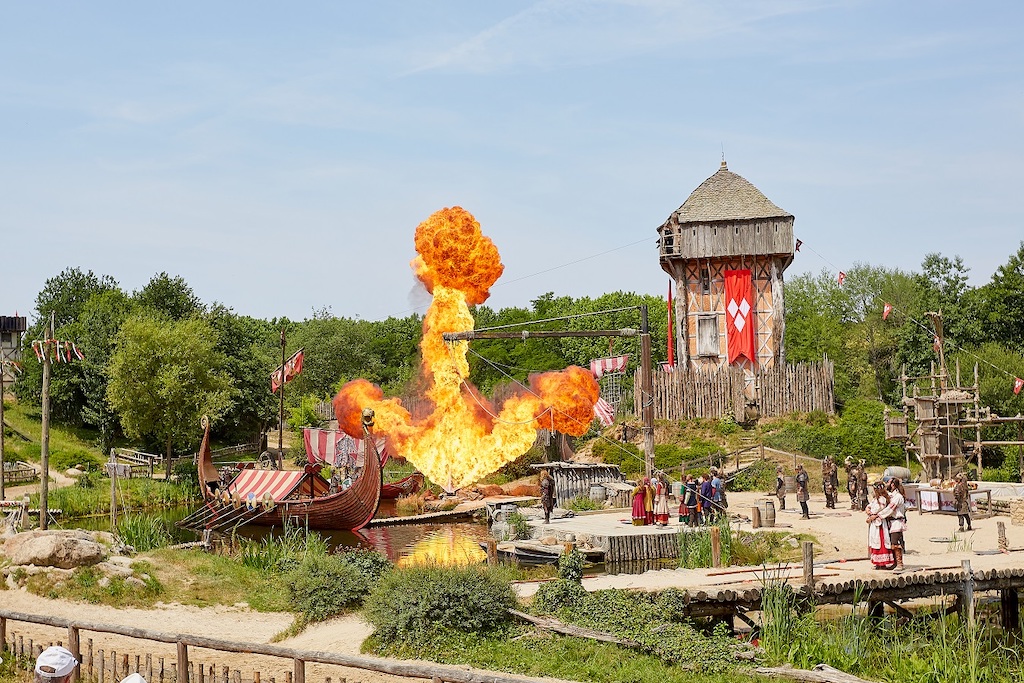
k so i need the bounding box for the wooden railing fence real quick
[0,610,575,683]
[635,360,834,421]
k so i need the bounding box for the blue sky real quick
[2,1,1022,323]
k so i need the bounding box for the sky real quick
[2,1,1022,324]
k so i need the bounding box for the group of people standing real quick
[628,468,728,527]
[630,472,673,526]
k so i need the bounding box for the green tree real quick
[205,305,278,444]
[975,242,1024,352]
[134,272,204,321]
[106,315,235,475]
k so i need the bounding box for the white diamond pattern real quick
[727,299,738,317]
[728,296,751,332]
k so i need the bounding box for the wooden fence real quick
[635,360,834,421]
[0,610,574,683]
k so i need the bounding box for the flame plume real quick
[333,206,599,491]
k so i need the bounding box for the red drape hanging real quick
[724,269,755,364]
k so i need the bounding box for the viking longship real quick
[178,410,383,533]
[382,472,424,500]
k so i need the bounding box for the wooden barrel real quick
[784,475,797,494]
[762,500,776,527]
[589,484,607,504]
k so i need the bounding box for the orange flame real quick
[333,206,599,491]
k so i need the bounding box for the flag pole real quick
[278,329,286,470]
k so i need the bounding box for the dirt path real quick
[3,464,77,501]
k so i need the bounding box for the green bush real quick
[557,548,585,583]
[531,578,587,614]
[364,565,516,645]
[287,554,369,623]
[590,439,643,475]
[50,448,105,472]
[507,511,531,540]
[761,400,903,465]
[729,458,776,492]
[172,459,200,497]
[567,495,601,512]
[334,547,392,586]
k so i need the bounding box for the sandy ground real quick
[515,487,1024,597]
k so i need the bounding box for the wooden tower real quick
[658,161,795,374]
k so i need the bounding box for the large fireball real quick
[333,206,600,491]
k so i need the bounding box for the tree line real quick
[11,242,1023,467]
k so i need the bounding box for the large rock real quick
[3,530,107,569]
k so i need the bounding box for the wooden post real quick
[277,330,286,470]
[110,450,118,529]
[292,658,304,683]
[40,313,54,529]
[98,650,105,683]
[802,541,814,589]
[640,305,655,477]
[0,617,5,652]
[87,640,94,680]
[67,626,80,683]
[1001,589,1020,631]
[177,641,189,683]
[710,526,721,568]
[961,559,975,625]
[485,539,497,566]
[0,365,6,501]
[750,506,761,529]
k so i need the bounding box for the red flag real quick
[724,269,755,364]
[837,271,846,286]
[593,398,615,427]
[271,348,305,393]
[795,238,802,252]
[882,302,893,320]
[1014,377,1024,395]
[667,281,675,369]
[933,336,942,354]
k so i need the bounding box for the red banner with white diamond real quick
[724,269,755,364]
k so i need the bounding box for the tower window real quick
[697,316,719,357]
[700,266,711,294]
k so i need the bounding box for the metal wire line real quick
[469,305,642,333]
[463,346,654,472]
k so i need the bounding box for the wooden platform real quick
[528,509,684,563]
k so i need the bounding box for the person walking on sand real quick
[953,471,972,532]
[866,482,896,570]
[795,463,810,519]
[822,455,839,509]
[631,477,649,526]
[539,468,555,524]
[699,473,714,524]
[884,477,908,572]
[683,474,699,527]
[653,472,671,526]
[775,465,787,510]
[844,456,858,509]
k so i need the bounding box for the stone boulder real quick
[3,530,107,569]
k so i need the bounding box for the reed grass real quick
[236,520,330,571]
[760,580,1024,683]
[29,478,197,518]
[115,514,172,551]
[678,515,733,568]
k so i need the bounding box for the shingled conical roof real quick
[671,161,791,223]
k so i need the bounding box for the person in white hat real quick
[34,646,78,683]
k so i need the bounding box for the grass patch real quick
[116,514,173,551]
[29,478,197,518]
[364,627,764,683]
[25,564,163,608]
[678,516,733,568]
[0,401,105,464]
[148,548,290,611]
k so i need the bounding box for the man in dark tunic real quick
[539,468,556,524]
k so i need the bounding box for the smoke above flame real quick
[333,206,600,491]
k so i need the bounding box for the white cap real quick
[35,646,78,678]
[121,674,148,683]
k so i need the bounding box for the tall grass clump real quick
[678,515,732,568]
[115,514,172,552]
[237,522,330,571]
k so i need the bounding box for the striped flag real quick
[1014,377,1023,395]
[882,302,893,320]
[593,398,615,427]
[271,348,304,392]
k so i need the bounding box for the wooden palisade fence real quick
[635,359,834,421]
[0,610,575,683]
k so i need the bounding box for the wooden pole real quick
[68,626,80,683]
[710,526,721,568]
[278,329,286,470]
[802,541,814,589]
[961,559,974,625]
[40,313,53,530]
[177,641,189,683]
[1,364,6,501]
[292,658,304,683]
[485,539,497,566]
[109,450,118,529]
[640,305,655,478]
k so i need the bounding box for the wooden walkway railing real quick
[0,610,576,683]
